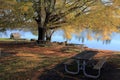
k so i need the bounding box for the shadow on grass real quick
[37,50,95,80]
[0,50,17,57]
[38,62,84,80]
[38,52,120,80]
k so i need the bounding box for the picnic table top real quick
[72,51,97,60]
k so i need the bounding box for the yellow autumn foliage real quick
[0,0,17,9]
[87,34,93,40]
[62,25,76,39]
[1,0,120,41]
[5,0,17,5]
[22,6,29,12]
[19,2,33,12]
[65,13,75,20]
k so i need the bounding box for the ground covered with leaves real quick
[0,41,120,80]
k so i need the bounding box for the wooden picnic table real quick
[64,50,106,79]
[64,51,97,74]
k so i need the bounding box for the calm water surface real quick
[52,30,120,51]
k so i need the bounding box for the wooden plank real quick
[73,51,97,60]
[64,59,75,65]
[83,52,96,60]
[93,58,106,70]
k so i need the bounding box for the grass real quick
[0,52,67,80]
[0,38,13,41]
[0,53,40,80]
[0,38,29,42]
[108,53,120,67]
[0,43,120,80]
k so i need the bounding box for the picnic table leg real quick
[82,61,100,79]
[65,60,80,74]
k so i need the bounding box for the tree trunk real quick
[46,35,51,41]
[46,30,55,42]
[37,24,46,44]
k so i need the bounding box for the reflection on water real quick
[52,30,120,51]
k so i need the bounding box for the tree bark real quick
[46,30,55,41]
[35,0,56,43]
[46,36,51,41]
[38,27,45,40]
[37,23,46,43]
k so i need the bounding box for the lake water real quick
[1,30,120,51]
[52,30,120,51]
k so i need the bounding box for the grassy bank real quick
[0,42,120,80]
[0,38,13,41]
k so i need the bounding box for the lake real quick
[1,30,120,51]
[52,30,120,51]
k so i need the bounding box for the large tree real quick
[0,0,120,42]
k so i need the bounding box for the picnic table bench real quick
[64,59,75,65]
[83,57,107,78]
[93,57,106,70]
[64,51,107,79]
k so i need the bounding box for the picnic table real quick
[64,50,106,79]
